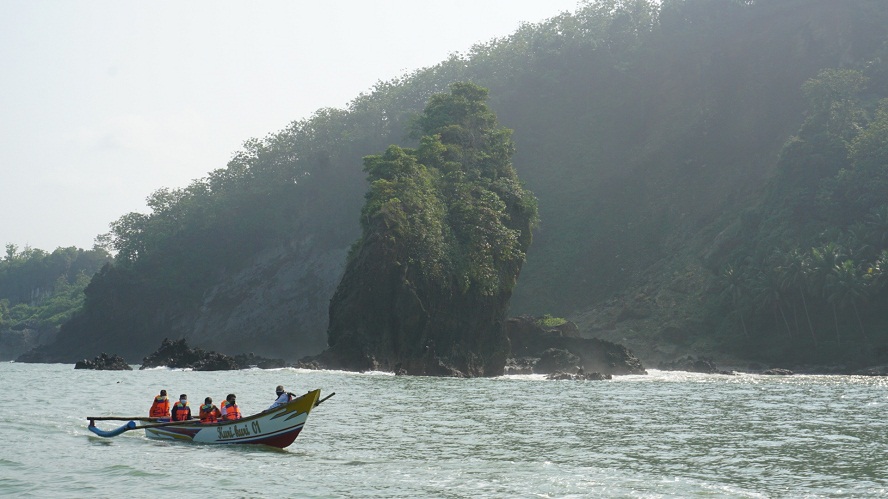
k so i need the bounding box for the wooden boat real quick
[88,389,332,449]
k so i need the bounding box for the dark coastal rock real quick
[139,338,239,371]
[506,316,647,376]
[658,355,733,374]
[192,352,240,371]
[308,314,647,377]
[294,358,324,370]
[546,369,612,381]
[316,226,513,377]
[534,348,581,374]
[761,368,794,375]
[74,352,132,370]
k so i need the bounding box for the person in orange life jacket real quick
[266,385,294,411]
[149,389,170,418]
[170,394,192,421]
[199,397,221,424]
[220,393,242,421]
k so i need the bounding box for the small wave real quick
[496,374,547,381]
[307,368,395,376]
[0,458,24,469]
[98,464,161,478]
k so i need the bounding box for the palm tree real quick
[720,264,750,338]
[824,259,870,344]
[847,221,876,263]
[864,205,888,249]
[868,249,888,294]
[781,248,817,347]
[752,268,793,339]
[808,243,845,344]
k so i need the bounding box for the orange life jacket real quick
[171,401,191,421]
[199,404,221,423]
[221,401,242,420]
[150,395,170,418]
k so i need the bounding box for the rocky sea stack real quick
[315,83,538,377]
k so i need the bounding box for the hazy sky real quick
[1,0,581,252]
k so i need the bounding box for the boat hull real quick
[145,389,321,449]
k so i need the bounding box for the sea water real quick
[1,362,886,498]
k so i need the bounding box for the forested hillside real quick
[24,0,888,367]
[0,245,110,359]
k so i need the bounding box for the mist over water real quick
[2,363,886,498]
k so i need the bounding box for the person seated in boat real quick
[266,385,295,411]
[220,393,242,421]
[149,389,170,418]
[199,397,222,424]
[170,394,192,421]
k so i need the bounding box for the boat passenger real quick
[149,389,170,418]
[171,394,192,421]
[220,393,242,421]
[199,397,221,424]
[266,385,295,411]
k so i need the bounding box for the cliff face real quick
[18,236,342,363]
[321,231,512,376]
[173,238,344,360]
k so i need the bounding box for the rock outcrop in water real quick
[74,352,132,370]
[505,316,647,376]
[139,338,240,371]
[315,84,537,377]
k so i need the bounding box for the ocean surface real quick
[1,362,886,498]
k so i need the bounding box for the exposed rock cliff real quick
[317,230,514,376]
[16,237,342,363]
[168,238,344,360]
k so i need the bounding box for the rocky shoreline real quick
[34,325,888,378]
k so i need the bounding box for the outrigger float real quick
[88,389,333,449]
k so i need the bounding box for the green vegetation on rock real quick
[536,315,568,328]
[323,83,537,376]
